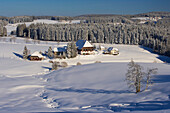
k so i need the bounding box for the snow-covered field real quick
[5,19,81,36]
[0,36,170,113]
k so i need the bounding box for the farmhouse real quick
[29,51,45,61]
[76,40,94,55]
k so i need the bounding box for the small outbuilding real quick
[76,40,94,55]
[53,46,67,56]
[108,47,119,55]
[99,45,106,51]
[29,51,45,61]
[103,47,119,55]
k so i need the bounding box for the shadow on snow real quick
[139,45,170,63]
[42,66,52,71]
[109,100,170,112]
[47,87,131,94]
[13,52,23,59]
[153,75,170,83]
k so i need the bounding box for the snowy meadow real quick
[0,20,170,113]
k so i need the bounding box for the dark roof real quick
[76,40,93,50]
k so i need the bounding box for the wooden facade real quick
[78,47,94,55]
[29,56,44,61]
[76,40,95,55]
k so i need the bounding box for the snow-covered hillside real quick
[0,36,170,112]
[5,19,81,36]
[40,62,170,112]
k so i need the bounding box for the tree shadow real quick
[13,52,23,59]
[152,75,170,83]
[139,45,170,63]
[42,66,52,71]
[47,88,131,94]
[109,100,170,112]
[33,110,95,113]
[156,56,170,64]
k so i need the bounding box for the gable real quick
[76,40,93,50]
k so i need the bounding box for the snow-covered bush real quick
[61,62,68,67]
[95,61,101,63]
[77,62,82,65]
[52,61,58,70]
[49,60,53,63]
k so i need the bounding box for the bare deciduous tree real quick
[126,59,158,93]
[125,59,144,93]
[145,68,158,91]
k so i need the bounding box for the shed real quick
[30,51,45,61]
[53,46,67,56]
[108,47,119,55]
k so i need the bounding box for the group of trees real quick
[0,16,74,24]
[125,59,157,93]
[75,15,133,24]
[0,25,7,37]
[67,42,78,58]
[0,20,7,37]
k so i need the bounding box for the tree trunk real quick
[136,77,141,93]
[145,80,149,91]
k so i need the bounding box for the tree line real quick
[16,22,170,57]
[0,16,74,24]
[0,21,7,36]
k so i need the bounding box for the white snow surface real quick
[31,51,44,58]
[0,36,170,113]
[5,19,80,36]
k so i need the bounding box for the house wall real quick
[79,47,94,55]
[30,56,43,61]
[110,50,119,55]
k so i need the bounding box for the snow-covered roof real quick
[76,40,93,50]
[108,47,119,52]
[100,46,105,49]
[31,51,44,58]
[53,47,67,52]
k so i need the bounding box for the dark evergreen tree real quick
[23,46,29,59]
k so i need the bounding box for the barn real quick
[76,40,94,55]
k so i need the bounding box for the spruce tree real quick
[23,46,29,59]
[47,46,53,58]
